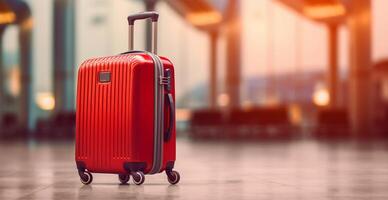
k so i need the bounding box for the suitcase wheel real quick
[166,170,180,185]
[131,171,145,185]
[118,174,130,184]
[80,171,93,185]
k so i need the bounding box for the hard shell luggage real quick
[75,12,180,185]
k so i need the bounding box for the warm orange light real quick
[217,93,229,107]
[36,92,55,111]
[176,109,192,121]
[264,94,280,106]
[289,104,302,125]
[242,100,254,109]
[313,87,330,107]
[8,67,20,97]
[21,17,33,31]
[0,12,16,24]
[186,11,222,27]
[303,4,346,19]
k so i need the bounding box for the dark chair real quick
[228,107,292,138]
[1,113,18,126]
[315,108,350,137]
[35,111,76,140]
[190,109,224,139]
[53,111,76,138]
[228,109,261,138]
[0,113,25,139]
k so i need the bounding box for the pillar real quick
[53,0,76,112]
[347,0,373,134]
[328,24,339,107]
[225,0,241,108]
[209,31,218,108]
[0,27,5,120]
[19,17,33,129]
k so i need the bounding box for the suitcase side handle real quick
[127,11,159,54]
[163,69,174,142]
[164,93,175,142]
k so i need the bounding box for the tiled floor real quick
[1,137,388,200]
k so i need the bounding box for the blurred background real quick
[1,0,388,198]
[1,0,388,140]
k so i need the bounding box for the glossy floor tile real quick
[1,138,388,200]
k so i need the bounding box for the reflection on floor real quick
[1,137,388,199]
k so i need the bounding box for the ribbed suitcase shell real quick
[75,53,176,174]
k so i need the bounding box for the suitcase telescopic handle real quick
[127,11,159,54]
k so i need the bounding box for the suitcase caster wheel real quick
[80,171,93,185]
[118,174,130,184]
[166,170,180,185]
[131,171,145,185]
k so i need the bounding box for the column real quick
[209,31,218,108]
[19,15,33,129]
[328,24,339,107]
[53,0,76,112]
[347,0,373,134]
[225,0,241,108]
[0,27,5,120]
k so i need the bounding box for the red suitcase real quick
[75,12,179,185]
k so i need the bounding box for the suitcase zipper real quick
[122,51,165,174]
[156,56,167,170]
[149,53,164,174]
[121,50,165,175]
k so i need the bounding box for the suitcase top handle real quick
[127,11,159,25]
[127,11,159,54]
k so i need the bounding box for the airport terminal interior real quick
[1,0,388,199]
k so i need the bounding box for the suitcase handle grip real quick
[164,93,175,142]
[127,11,159,54]
[127,11,159,25]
